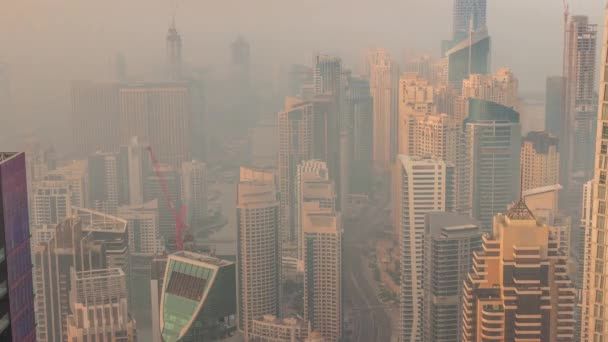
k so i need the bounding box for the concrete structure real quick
[369,49,399,171]
[314,55,342,102]
[88,151,119,215]
[278,98,314,242]
[461,200,576,341]
[31,174,72,226]
[181,160,208,226]
[66,268,136,341]
[393,155,454,342]
[151,254,168,342]
[250,315,311,342]
[70,81,121,156]
[345,75,373,195]
[160,251,236,341]
[581,6,608,340]
[423,213,482,342]
[302,210,342,342]
[0,152,37,341]
[465,98,521,230]
[117,136,147,206]
[49,160,87,208]
[237,167,281,339]
[521,131,560,192]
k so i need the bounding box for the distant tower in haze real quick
[453,0,487,42]
[231,36,251,87]
[166,20,182,81]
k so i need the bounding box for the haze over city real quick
[1,0,608,341]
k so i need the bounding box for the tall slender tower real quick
[520,131,560,192]
[453,0,487,42]
[581,5,608,340]
[0,153,36,342]
[394,155,454,342]
[369,49,398,172]
[236,167,281,339]
[166,20,182,81]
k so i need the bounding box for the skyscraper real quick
[461,68,519,109]
[117,136,147,206]
[314,54,342,101]
[581,6,608,340]
[49,160,87,208]
[166,22,182,81]
[88,151,119,215]
[31,174,72,226]
[236,167,281,339]
[563,16,597,185]
[295,160,334,261]
[118,200,162,255]
[393,155,454,342]
[160,251,236,341]
[70,81,121,157]
[302,209,342,341]
[453,0,487,42]
[423,212,482,342]
[520,131,560,192]
[545,76,566,138]
[465,98,521,230]
[232,36,251,88]
[0,152,36,341]
[369,49,399,172]
[398,73,435,156]
[144,164,181,245]
[461,200,576,341]
[119,83,193,168]
[345,75,373,195]
[445,29,491,90]
[181,160,208,226]
[278,98,314,242]
[66,268,137,341]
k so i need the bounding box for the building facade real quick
[0,152,36,341]
[237,167,281,339]
[302,210,342,341]
[520,131,560,192]
[31,174,72,226]
[181,160,208,226]
[393,155,454,342]
[423,212,482,342]
[461,200,576,341]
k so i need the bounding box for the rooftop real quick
[171,251,233,267]
[505,199,536,221]
[0,152,20,163]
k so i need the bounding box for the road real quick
[343,205,393,342]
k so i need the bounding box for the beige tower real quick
[398,73,435,155]
[461,200,575,341]
[303,208,342,342]
[278,98,314,242]
[520,131,560,192]
[236,167,281,339]
[581,5,608,341]
[369,49,399,172]
[462,68,519,109]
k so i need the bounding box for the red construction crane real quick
[146,146,187,251]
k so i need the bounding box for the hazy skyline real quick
[1,0,605,147]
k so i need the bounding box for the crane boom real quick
[146,146,186,250]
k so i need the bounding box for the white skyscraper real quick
[118,199,162,255]
[393,155,454,342]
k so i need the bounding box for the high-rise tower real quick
[166,20,182,81]
[581,5,608,340]
[453,0,487,42]
[520,131,560,192]
[393,155,454,341]
[236,167,281,339]
[0,152,36,342]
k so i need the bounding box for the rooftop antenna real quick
[171,0,179,29]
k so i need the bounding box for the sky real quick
[0,0,606,140]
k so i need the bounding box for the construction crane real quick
[146,146,187,251]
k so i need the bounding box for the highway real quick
[343,205,393,342]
